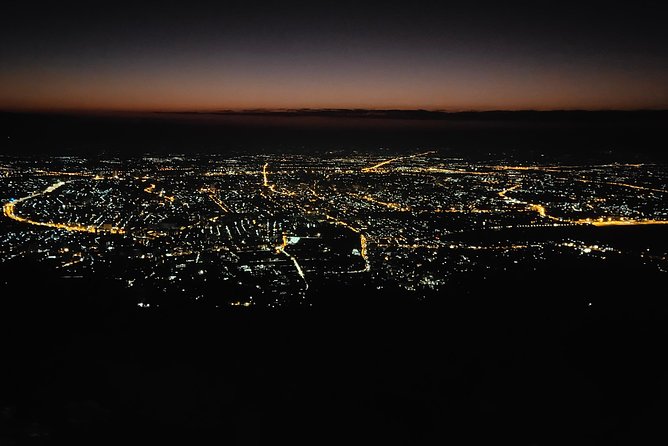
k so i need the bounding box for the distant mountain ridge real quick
[154,108,668,122]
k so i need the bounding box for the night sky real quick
[1,0,667,112]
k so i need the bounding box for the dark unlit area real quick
[1,262,667,445]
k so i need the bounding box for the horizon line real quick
[2,107,668,116]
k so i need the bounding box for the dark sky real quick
[1,0,667,111]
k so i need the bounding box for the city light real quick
[0,152,666,306]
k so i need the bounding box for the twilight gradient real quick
[1,0,667,111]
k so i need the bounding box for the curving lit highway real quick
[3,181,125,234]
[498,183,668,227]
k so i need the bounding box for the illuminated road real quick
[498,184,521,198]
[263,162,269,187]
[3,181,125,234]
[499,183,668,227]
[324,214,371,272]
[576,178,668,195]
[575,218,668,226]
[361,151,436,172]
[261,162,296,195]
[275,234,308,290]
[498,183,568,222]
[201,187,231,212]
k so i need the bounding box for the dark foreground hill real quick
[1,261,667,445]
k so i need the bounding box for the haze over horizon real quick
[2,0,667,113]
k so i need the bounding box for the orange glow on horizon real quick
[2,64,667,113]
